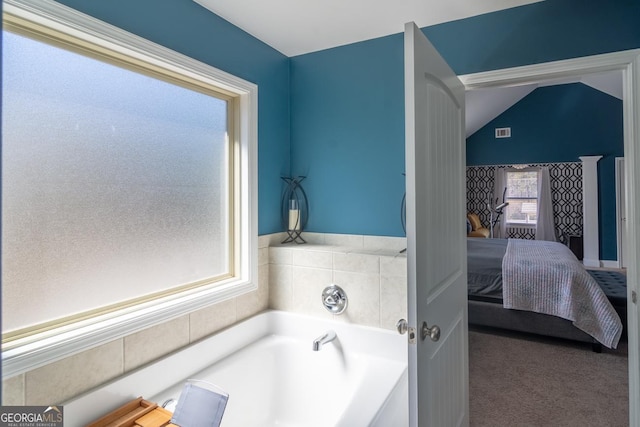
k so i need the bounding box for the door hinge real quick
[632,290,637,304]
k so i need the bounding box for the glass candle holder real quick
[281,176,307,244]
[288,199,301,231]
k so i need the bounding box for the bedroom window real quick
[2,0,257,376]
[505,170,539,225]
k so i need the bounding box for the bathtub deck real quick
[65,310,407,427]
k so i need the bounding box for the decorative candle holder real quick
[399,193,407,253]
[281,176,308,244]
[400,172,407,234]
[401,192,407,235]
[400,173,407,253]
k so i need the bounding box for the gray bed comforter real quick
[502,238,623,348]
[467,237,623,348]
[467,238,506,298]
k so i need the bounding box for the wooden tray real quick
[86,397,176,427]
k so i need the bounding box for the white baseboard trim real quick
[600,260,621,269]
[583,258,601,268]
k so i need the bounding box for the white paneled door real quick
[404,22,469,426]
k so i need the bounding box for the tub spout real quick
[312,330,337,351]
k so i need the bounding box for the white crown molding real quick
[459,49,640,89]
[2,0,258,378]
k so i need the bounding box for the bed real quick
[467,238,625,352]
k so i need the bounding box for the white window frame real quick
[504,168,539,227]
[2,0,258,377]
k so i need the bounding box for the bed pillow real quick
[466,218,472,234]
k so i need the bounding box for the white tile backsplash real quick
[2,374,25,405]
[333,252,380,274]
[189,298,237,342]
[259,232,286,248]
[269,246,293,265]
[258,247,269,266]
[380,273,408,330]
[269,264,293,310]
[270,233,406,330]
[26,340,124,405]
[363,235,407,252]
[323,233,365,247]
[237,264,270,319]
[333,271,381,327]
[297,232,326,244]
[292,266,334,318]
[380,255,408,277]
[123,315,190,372]
[292,249,333,269]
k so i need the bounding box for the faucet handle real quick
[321,284,348,314]
[324,290,343,306]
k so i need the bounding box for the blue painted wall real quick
[467,84,624,260]
[290,35,405,235]
[423,0,640,75]
[50,0,291,235]
[290,0,639,237]
[13,0,640,239]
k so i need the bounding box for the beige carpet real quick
[469,327,629,427]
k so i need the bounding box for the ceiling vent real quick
[495,127,511,138]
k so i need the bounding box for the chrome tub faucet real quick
[312,330,337,351]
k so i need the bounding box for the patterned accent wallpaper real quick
[466,162,583,244]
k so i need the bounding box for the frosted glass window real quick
[2,30,232,333]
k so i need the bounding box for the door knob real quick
[421,321,440,342]
[396,319,408,335]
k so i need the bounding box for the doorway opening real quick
[459,48,640,425]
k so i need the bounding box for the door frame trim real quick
[459,48,640,426]
[616,156,626,269]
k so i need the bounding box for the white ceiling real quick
[193,0,543,57]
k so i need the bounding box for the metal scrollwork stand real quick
[281,176,309,244]
[400,191,407,253]
[400,172,407,253]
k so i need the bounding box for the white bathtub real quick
[65,310,408,426]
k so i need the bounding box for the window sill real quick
[506,223,537,228]
[2,277,257,378]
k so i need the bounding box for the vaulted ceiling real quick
[466,71,623,137]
